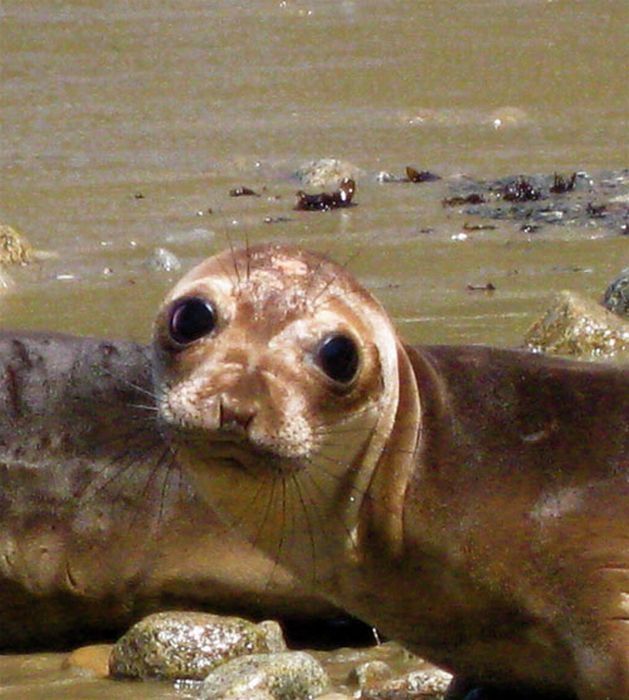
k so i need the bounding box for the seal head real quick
[153,244,414,583]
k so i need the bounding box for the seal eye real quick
[316,334,359,384]
[168,297,216,345]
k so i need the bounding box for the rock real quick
[358,668,453,699]
[63,644,113,678]
[109,611,286,680]
[523,290,629,359]
[350,660,394,688]
[0,223,56,265]
[200,651,329,700]
[295,159,363,188]
[144,247,181,272]
[0,224,34,265]
[602,268,629,318]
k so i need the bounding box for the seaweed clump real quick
[229,186,260,197]
[501,177,543,202]
[550,172,577,193]
[442,193,485,207]
[405,166,441,183]
[295,178,355,211]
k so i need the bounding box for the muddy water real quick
[1,0,627,696]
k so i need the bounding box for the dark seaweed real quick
[229,186,260,197]
[264,216,292,224]
[442,194,486,207]
[586,203,607,218]
[466,282,496,292]
[295,178,356,211]
[405,166,441,183]
[520,224,542,234]
[501,178,543,202]
[463,222,496,231]
[550,172,577,194]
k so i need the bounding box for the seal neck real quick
[358,339,422,560]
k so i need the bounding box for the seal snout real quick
[218,396,255,434]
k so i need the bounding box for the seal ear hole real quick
[315,333,360,385]
[168,296,217,346]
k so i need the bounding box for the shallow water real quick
[1,0,627,696]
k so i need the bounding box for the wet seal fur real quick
[154,244,628,700]
[0,332,338,650]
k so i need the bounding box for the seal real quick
[0,331,338,650]
[153,244,628,700]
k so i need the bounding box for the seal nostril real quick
[219,400,254,432]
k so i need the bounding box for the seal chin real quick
[166,422,308,478]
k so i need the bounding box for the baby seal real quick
[153,244,628,700]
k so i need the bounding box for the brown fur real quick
[155,245,628,699]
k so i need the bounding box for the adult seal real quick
[0,332,338,650]
[153,244,628,700]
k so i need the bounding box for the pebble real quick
[63,644,113,678]
[0,223,34,265]
[200,650,329,700]
[109,611,286,680]
[524,290,629,359]
[602,268,629,318]
[295,158,363,188]
[350,659,393,687]
[144,247,181,272]
[358,668,453,699]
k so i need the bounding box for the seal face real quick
[153,244,407,580]
[154,244,628,700]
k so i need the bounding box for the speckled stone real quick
[350,659,394,688]
[603,268,629,318]
[200,651,329,700]
[109,611,286,680]
[0,224,34,265]
[295,159,363,188]
[523,290,629,359]
[358,668,453,699]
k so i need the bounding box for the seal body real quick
[0,331,336,650]
[154,244,628,700]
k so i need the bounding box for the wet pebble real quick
[524,290,629,359]
[295,158,363,187]
[602,268,629,318]
[0,223,34,265]
[144,247,182,272]
[200,650,329,700]
[358,668,453,699]
[109,611,286,680]
[63,644,112,678]
[350,659,393,687]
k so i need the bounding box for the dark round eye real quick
[168,297,216,345]
[315,334,360,384]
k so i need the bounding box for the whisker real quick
[298,467,361,574]
[224,230,242,288]
[290,472,322,591]
[97,366,158,402]
[127,403,159,413]
[263,476,289,593]
[249,473,280,552]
